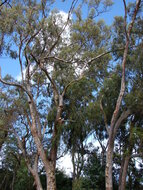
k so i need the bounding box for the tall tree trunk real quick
[119,156,130,190]
[46,161,56,190]
[33,172,43,190]
[118,117,135,190]
[105,137,114,190]
[118,157,125,190]
[46,127,58,190]
[45,99,63,190]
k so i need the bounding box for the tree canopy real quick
[0,1,143,190]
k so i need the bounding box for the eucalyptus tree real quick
[0,76,43,189]
[0,0,74,189]
[82,149,106,190]
[0,0,115,189]
[60,1,113,188]
[0,77,17,150]
[100,1,142,189]
[0,132,35,190]
[71,1,142,189]
[117,26,143,190]
[0,1,142,190]
[0,110,9,149]
[118,116,143,190]
[61,78,95,189]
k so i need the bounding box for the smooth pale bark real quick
[32,172,43,190]
[105,137,114,190]
[31,131,57,190]
[105,110,131,190]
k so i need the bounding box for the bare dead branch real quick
[0,0,11,7]
[46,45,138,66]
[39,66,58,96]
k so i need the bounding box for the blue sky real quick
[0,0,132,78]
[53,0,125,24]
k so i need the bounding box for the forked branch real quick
[110,0,141,128]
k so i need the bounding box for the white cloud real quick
[57,153,73,176]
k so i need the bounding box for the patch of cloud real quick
[57,153,73,176]
[55,10,71,44]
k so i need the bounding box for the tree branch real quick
[130,153,143,159]
[123,0,128,40]
[19,35,24,82]
[113,109,131,136]
[47,46,126,66]
[0,66,32,99]
[127,0,141,37]
[0,0,11,7]
[30,53,59,97]
[62,76,83,97]
[110,0,141,129]
[47,0,78,56]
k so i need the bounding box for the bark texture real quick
[46,162,56,190]
[105,138,114,190]
[32,172,43,190]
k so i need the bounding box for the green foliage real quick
[72,178,83,190]
[126,159,143,190]
[82,0,113,19]
[0,1,143,190]
[99,67,121,124]
[82,150,105,190]
[14,159,34,190]
[56,169,72,190]
[0,141,34,190]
